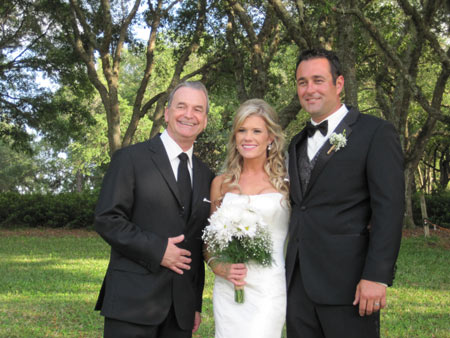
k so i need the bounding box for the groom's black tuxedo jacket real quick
[94,135,214,330]
[286,107,404,305]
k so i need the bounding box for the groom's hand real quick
[192,311,201,333]
[161,234,192,274]
[353,279,387,316]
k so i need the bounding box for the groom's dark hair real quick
[295,48,343,85]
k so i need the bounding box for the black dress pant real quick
[286,261,380,338]
[104,305,192,338]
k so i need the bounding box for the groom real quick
[94,81,214,337]
[286,49,404,337]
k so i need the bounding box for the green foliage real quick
[284,110,310,145]
[0,139,101,193]
[1,0,448,207]
[0,141,36,192]
[412,192,450,228]
[215,235,273,267]
[0,192,98,229]
[265,43,298,111]
[0,0,96,152]
[195,103,232,174]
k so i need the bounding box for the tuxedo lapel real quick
[147,136,183,208]
[190,155,208,219]
[289,130,307,205]
[304,108,359,197]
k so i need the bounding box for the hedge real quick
[412,191,450,228]
[0,190,448,229]
[0,191,98,229]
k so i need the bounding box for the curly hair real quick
[220,99,289,203]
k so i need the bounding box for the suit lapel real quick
[289,130,307,205]
[147,136,183,208]
[304,108,358,197]
[190,155,207,218]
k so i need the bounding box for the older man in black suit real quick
[94,81,214,338]
[286,49,404,338]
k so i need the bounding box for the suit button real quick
[300,206,306,211]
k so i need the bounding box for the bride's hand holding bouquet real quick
[207,260,247,289]
[203,202,273,303]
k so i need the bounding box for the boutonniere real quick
[327,130,347,155]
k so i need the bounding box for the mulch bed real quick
[403,226,450,238]
[403,226,450,249]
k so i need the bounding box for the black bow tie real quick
[306,120,328,137]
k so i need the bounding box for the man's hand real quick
[192,311,201,333]
[160,235,192,274]
[353,279,387,316]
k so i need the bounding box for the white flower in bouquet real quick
[202,202,273,303]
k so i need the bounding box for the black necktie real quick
[177,153,192,220]
[306,120,328,137]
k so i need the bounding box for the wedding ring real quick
[374,302,380,306]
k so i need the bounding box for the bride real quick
[206,99,290,338]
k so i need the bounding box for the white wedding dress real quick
[213,192,290,338]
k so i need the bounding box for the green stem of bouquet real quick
[235,289,244,303]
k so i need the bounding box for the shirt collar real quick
[160,130,193,166]
[311,104,348,137]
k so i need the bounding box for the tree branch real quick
[267,0,309,49]
[396,0,450,71]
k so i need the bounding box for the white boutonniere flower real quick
[327,129,347,154]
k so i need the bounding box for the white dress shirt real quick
[160,130,193,185]
[307,104,349,161]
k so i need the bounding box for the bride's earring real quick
[267,143,272,151]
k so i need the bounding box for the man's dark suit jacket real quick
[94,135,214,330]
[286,107,404,305]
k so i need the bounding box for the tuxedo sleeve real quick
[95,148,167,273]
[195,257,205,312]
[362,121,404,285]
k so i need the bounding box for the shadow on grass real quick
[0,297,104,338]
[0,258,106,295]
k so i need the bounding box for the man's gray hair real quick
[167,81,210,114]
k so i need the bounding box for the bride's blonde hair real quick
[221,99,289,202]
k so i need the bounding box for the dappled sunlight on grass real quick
[380,233,450,338]
[0,234,107,337]
[0,230,448,337]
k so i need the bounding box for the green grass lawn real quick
[0,228,448,338]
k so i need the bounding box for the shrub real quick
[0,191,98,229]
[412,191,450,228]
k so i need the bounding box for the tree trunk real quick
[75,170,83,193]
[403,165,416,229]
[419,193,429,237]
[439,148,450,189]
[149,98,167,138]
[336,0,358,108]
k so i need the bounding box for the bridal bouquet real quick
[202,202,273,303]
